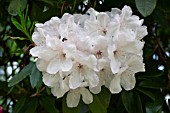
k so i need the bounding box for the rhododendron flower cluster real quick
[30,5,147,107]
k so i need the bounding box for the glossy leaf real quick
[135,87,155,101]
[121,90,143,113]
[88,87,111,113]
[13,97,26,113]
[8,0,27,16]
[29,64,41,88]
[24,98,38,113]
[8,62,34,87]
[138,79,166,89]
[40,96,59,113]
[11,17,23,31]
[135,0,157,17]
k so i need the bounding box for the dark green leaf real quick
[40,96,59,113]
[138,79,166,89]
[62,95,80,113]
[24,98,38,113]
[152,9,170,28]
[88,87,111,113]
[8,0,27,16]
[135,0,157,17]
[135,87,155,101]
[121,90,143,113]
[146,102,162,113]
[11,17,23,31]
[13,97,26,113]
[8,62,34,87]
[27,17,31,29]
[29,64,41,88]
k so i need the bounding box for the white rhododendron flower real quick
[30,5,147,107]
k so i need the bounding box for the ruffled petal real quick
[84,68,99,88]
[80,87,93,104]
[110,54,121,74]
[120,72,136,90]
[89,83,101,94]
[30,46,55,60]
[66,90,80,107]
[47,58,60,74]
[42,72,60,87]
[97,13,110,28]
[109,76,122,94]
[69,70,83,89]
[60,58,73,71]
[51,77,69,98]
[36,59,48,71]
[127,55,145,73]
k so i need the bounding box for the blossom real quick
[109,55,145,93]
[30,5,147,107]
[67,87,93,107]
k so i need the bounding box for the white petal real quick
[127,56,145,73]
[51,77,69,98]
[42,72,60,87]
[110,56,121,74]
[30,46,55,60]
[46,36,58,49]
[97,13,110,28]
[69,70,83,89]
[84,68,99,88]
[47,58,60,74]
[36,59,48,71]
[32,31,45,45]
[120,72,136,90]
[66,90,80,107]
[136,26,148,40]
[109,76,122,94]
[89,84,101,94]
[80,87,93,104]
[60,58,73,71]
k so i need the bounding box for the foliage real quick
[0,0,170,113]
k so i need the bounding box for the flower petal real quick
[51,77,69,98]
[84,68,99,88]
[120,72,136,90]
[80,87,93,104]
[42,72,60,87]
[109,76,122,94]
[69,70,83,89]
[30,46,55,60]
[97,13,110,28]
[36,59,48,71]
[60,58,73,72]
[47,58,60,74]
[66,90,80,107]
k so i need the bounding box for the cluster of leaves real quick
[0,0,170,113]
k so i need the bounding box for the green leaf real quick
[24,98,38,113]
[40,96,59,113]
[135,0,157,17]
[8,62,34,87]
[13,97,26,113]
[8,0,27,16]
[11,17,23,31]
[138,79,166,89]
[29,64,41,88]
[62,95,80,113]
[27,17,31,29]
[121,90,143,113]
[135,87,155,101]
[88,87,111,113]
[146,102,162,113]
[10,37,26,40]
